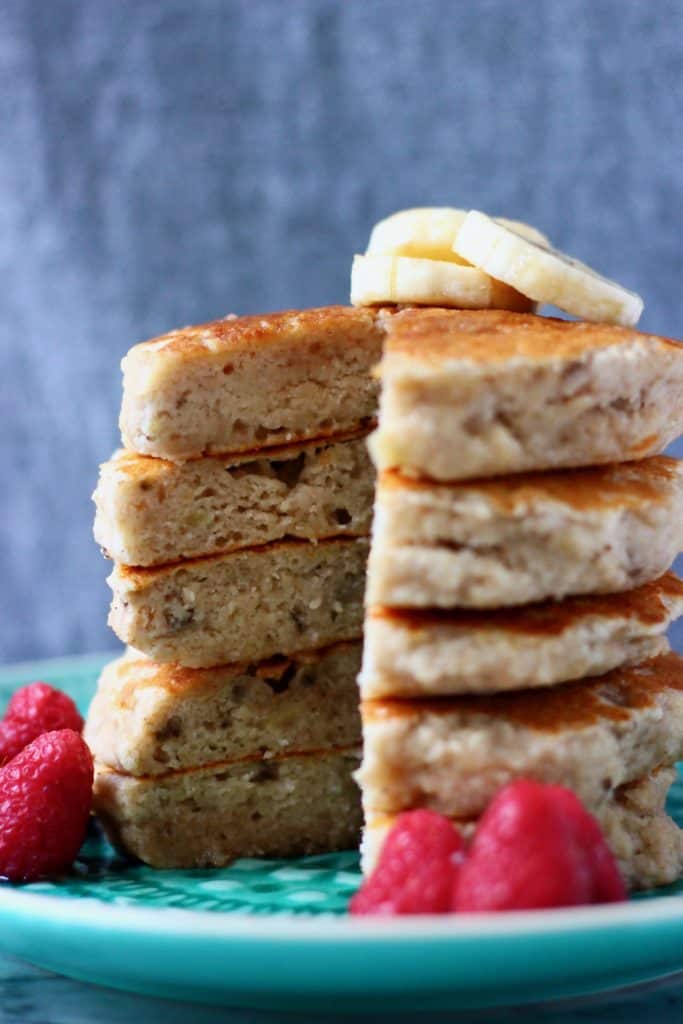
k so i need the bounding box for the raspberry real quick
[0,682,84,765]
[453,779,626,912]
[551,787,626,903]
[350,809,464,915]
[0,730,94,883]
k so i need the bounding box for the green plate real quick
[0,653,681,1013]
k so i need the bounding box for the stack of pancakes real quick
[358,308,683,890]
[86,307,384,867]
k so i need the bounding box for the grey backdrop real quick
[1,0,682,663]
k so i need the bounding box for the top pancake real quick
[373,309,683,480]
[120,306,384,461]
[118,304,683,470]
[382,307,682,365]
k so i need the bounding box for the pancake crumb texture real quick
[94,435,374,566]
[108,537,369,667]
[85,643,362,775]
[598,767,683,890]
[358,654,683,819]
[361,575,683,697]
[120,307,383,460]
[93,749,362,868]
[367,458,683,608]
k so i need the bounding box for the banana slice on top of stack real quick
[351,207,643,326]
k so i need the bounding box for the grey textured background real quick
[1,0,682,663]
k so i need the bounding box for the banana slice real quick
[367,207,550,264]
[367,208,471,263]
[350,253,536,312]
[454,211,643,327]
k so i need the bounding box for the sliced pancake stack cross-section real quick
[88,307,384,867]
[359,308,683,890]
[85,645,363,867]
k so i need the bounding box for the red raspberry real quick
[551,787,626,903]
[0,730,94,883]
[350,809,465,915]
[453,779,626,912]
[0,682,83,765]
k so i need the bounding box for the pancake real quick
[93,747,362,868]
[358,653,683,819]
[94,432,374,567]
[85,642,362,775]
[371,308,683,480]
[119,306,384,461]
[360,574,683,698]
[361,768,683,891]
[366,457,683,608]
[108,536,369,667]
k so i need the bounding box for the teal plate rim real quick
[1,878,683,934]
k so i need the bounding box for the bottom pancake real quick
[362,767,683,891]
[94,747,362,868]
